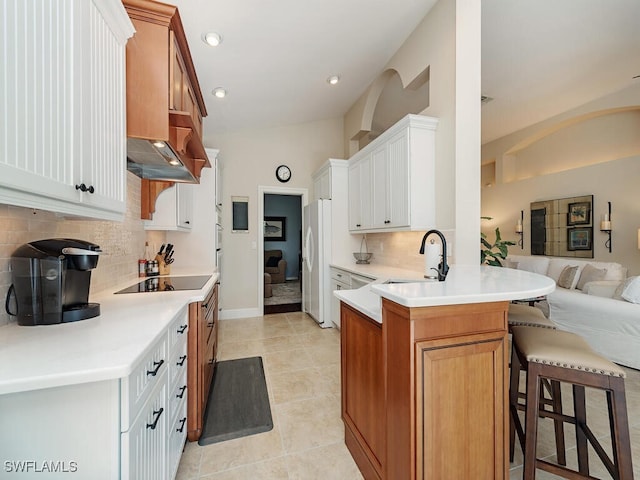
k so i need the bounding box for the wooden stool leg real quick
[523,363,541,480]
[608,378,634,480]
[509,347,522,462]
[550,380,566,466]
[573,384,590,476]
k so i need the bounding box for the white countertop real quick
[0,270,218,395]
[334,264,555,323]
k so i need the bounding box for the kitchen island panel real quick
[340,303,385,480]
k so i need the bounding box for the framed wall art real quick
[264,216,286,241]
[567,202,591,226]
[568,227,592,251]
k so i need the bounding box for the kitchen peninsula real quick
[335,265,555,480]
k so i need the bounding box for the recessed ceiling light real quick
[202,32,222,47]
[327,75,340,85]
[212,87,227,98]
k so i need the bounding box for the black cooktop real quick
[115,275,211,294]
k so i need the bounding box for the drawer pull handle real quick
[75,183,95,194]
[177,325,187,334]
[176,355,187,366]
[146,359,164,376]
[177,417,187,433]
[146,408,164,430]
[337,273,342,277]
[176,385,187,399]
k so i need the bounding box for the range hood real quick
[126,138,197,183]
[123,0,209,184]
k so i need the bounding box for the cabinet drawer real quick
[331,268,351,285]
[169,370,188,424]
[168,339,188,395]
[121,335,168,432]
[168,307,189,352]
[168,399,188,480]
[121,373,167,480]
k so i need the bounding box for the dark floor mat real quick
[198,356,273,446]
[264,302,302,314]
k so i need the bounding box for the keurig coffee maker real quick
[6,239,102,326]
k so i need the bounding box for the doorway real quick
[257,186,308,315]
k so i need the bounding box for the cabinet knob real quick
[356,224,361,228]
[185,220,190,224]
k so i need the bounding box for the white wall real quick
[209,118,344,312]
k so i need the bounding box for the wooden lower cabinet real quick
[341,303,385,480]
[341,298,509,480]
[187,282,219,441]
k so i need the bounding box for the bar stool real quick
[510,326,633,479]
[508,304,565,466]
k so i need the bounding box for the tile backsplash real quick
[0,173,165,326]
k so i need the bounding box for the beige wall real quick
[481,85,640,275]
[342,0,482,264]
[209,118,344,312]
[0,173,155,326]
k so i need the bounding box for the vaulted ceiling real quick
[170,0,640,145]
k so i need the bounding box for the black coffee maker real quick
[6,239,102,326]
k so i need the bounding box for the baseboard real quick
[220,308,261,320]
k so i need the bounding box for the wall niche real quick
[530,194,594,258]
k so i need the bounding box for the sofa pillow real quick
[557,265,579,289]
[265,256,280,267]
[621,277,640,304]
[614,276,638,300]
[576,264,607,291]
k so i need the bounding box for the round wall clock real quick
[275,164,291,183]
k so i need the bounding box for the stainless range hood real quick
[126,138,197,183]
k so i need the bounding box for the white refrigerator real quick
[302,199,333,328]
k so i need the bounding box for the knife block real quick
[156,255,171,276]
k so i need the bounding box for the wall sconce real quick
[515,210,524,249]
[600,201,612,253]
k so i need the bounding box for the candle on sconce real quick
[515,219,523,233]
[600,220,611,231]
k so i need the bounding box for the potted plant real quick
[481,217,516,266]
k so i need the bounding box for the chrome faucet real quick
[419,229,449,281]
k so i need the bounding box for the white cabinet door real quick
[348,162,362,231]
[359,155,373,229]
[371,144,388,228]
[122,374,168,480]
[0,0,132,221]
[387,129,410,228]
[145,184,193,231]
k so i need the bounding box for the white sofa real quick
[507,254,640,370]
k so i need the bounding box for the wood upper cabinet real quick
[187,282,219,442]
[122,0,210,220]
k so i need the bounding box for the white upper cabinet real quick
[144,184,193,231]
[0,0,134,221]
[348,115,438,233]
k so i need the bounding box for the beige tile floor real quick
[176,312,363,480]
[176,311,640,479]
